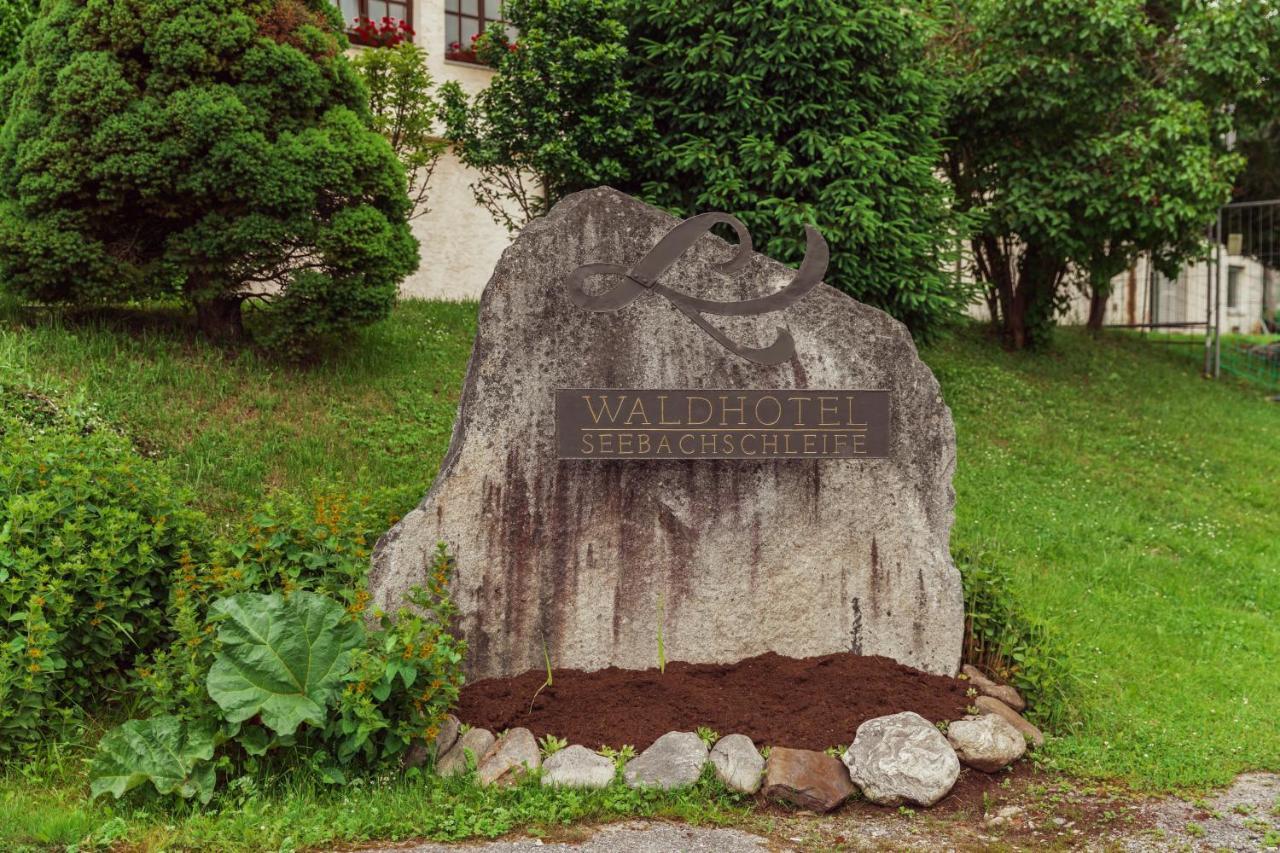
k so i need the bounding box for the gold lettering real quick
[582,395,626,424]
[761,433,779,454]
[846,395,867,427]
[740,434,756,456]
[580,434,594,455]
[803,434,816,454]
[790,395,811,426]
[617,433,633,454]
[625,397,650,425]
[851,433,867,455]
[598,433,614,454]
[678,434,696,455]
[818,396,839,426]
[700,434,718,454]
[719,395,747,426]
[687,396,713,425]
[657,436,672,454]
[755,395,783,426]
[658,395,679,425]
[637,434,650,454]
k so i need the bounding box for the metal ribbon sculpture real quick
[564,212,828,366]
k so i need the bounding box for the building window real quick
[1227,265,1242,310]
[339,0,413,46]
[445,0,507,62]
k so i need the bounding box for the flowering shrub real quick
[0,386,209,757]
[447,31,518,64]
[2,382,467,792]
[350,16,414,47]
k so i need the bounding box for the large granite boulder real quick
[370,187,962,678]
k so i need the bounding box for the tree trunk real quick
[195,296,245,342]
[1086,286,1108,331]
[1005,244,1064,350]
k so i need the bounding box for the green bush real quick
[96,544,465,802]
[0,0,36,72]
[439,0,649,230]
[1,383,466,787]
[0,0,418,351]
[0,385,209,756]
[622,0,967,337]
[954,545,1076,729]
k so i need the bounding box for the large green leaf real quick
[206,591,363,736]
[89,716,215,803]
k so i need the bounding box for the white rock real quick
[476,727,541,786]
[436,727,495,778]
[975,696,1045,748]
[946,714,1025,772]
[842,711,960,806]
[541,744,616,789]
[623,731,707,790]
[709,734,764,794]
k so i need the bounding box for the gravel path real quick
[384,821,773,852]
[357,773,1280,852]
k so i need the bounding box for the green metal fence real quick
[1218,341,1280,392]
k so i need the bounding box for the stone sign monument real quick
[370,187,962,678]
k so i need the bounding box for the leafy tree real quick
[351,42,445,220]
[0,0,36,72]
[941,0,1273,347]
[0,0,418,349]
[621,0,966,337]
[439,0,650,231]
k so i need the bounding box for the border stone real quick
[623,731,707,790]
[761,747,855,812]
[843,711,960,806]
[542,745,617,789]
[962,664,1026,711]
[709,734,764,794]
[437,726,496,778]
[946,713,1026,772]
[477,727,541,786]
[975,696,1045,748]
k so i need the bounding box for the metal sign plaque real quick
[556,390,890,460]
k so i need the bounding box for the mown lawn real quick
[1,300,1278,847]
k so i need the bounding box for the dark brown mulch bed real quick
[456,651,970,751]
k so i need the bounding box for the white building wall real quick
[352,0,524,301]
[966,249,1273,334]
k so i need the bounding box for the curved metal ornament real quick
[564,212,828,366]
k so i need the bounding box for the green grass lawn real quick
[2,301,1278,847]
[0,300,476,525]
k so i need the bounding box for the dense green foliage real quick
[622,0,965,336]
[942,0,1274,347]
[0,378,465,798]
[351,42,446,220]
[0,387,207,756]
[439,0,650,230]
[0,0,35,71]
[0,0,418,349]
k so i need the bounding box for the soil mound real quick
[456,652,969,751]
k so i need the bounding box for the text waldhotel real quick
[555,389,891,459]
